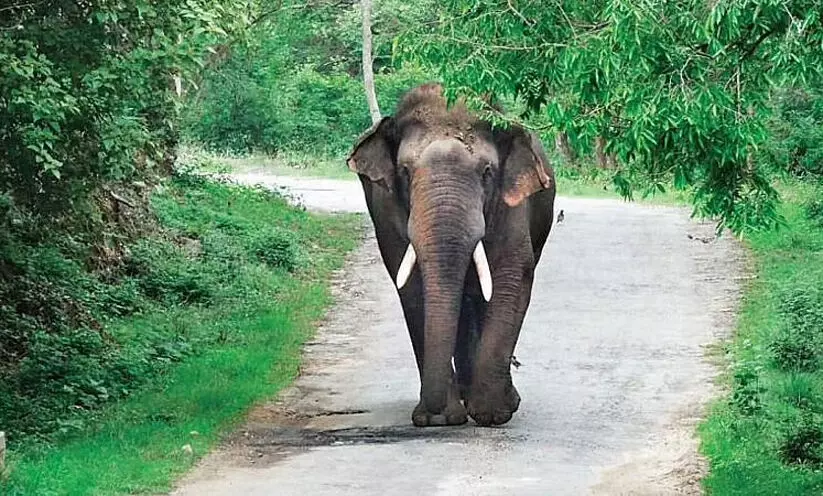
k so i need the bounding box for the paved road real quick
[173,175,742,496]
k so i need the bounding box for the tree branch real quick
[0,1,44,14]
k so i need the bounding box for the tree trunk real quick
[361,0,381,124]
[594,135,608,168]
[595,135,618,169]
[555,132,576,165]
[0,431,5,473]
[606,152,618,169]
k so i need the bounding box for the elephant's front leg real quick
[467,261,534,427]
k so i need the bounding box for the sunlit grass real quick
[1,176,361,495]
[699,181,823,495]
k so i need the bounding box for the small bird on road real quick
[687,233,713,244]
[557,209,565,224]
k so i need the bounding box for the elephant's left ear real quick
[500,129,554,207]
[347,117,397,190]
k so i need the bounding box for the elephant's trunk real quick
[407,168,485,414]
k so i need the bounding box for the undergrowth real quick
[0,170,360,494]
[700,180,823,495]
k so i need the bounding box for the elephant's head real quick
[347,83,552,415]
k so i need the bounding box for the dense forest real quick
[1,0,823,493]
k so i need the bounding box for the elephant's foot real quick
[411,386,468,427]
[466,381,521,427]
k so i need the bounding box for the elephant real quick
[347,83,556,427]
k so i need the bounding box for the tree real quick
[361,0,382,124]
[0,0,256,215]
[402,0,823,233]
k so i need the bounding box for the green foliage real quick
[249,228,301,271]
[1,172,361,495]
[0,172,354,446]
[805,198,823,227]
[765,83,823,178]
[180,0,431,156]
[779,412,823,467]
[128,240,217,305]
[0,0,256,216]
[732,360,765,416]
[1,4,267,426]
[700,183,823,493]
[770,288,823,372]
[402,0,823,233]
[771,328,822,373]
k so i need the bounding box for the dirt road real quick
[173,175,742,495]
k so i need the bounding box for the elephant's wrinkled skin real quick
[347,83,556,427]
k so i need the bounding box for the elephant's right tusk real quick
[396,244,417,289]
[473,241,493,301]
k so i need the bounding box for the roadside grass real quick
[554,164,691,206]
[181,146,353,180]
[0,174,361,495]
[700,179,823,495]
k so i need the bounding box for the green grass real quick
[554,164,691,206]
[1,174,361,495]
[700,180,823,495]
[181,145,355,180]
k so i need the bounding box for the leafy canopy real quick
[0,0,256,214]
[181,0,432,155]
[402,0,823,233]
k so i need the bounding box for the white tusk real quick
[396,244,417,289]
[473,241,493,301]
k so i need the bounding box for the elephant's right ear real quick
[347,117,397,190]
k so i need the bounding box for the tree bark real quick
[361,0,381,124]
[0,431,5,473]
[555,132,576,165]
[595,135,608,168]
[594,135,618,169]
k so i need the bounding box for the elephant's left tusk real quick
[473,241,493,301]
[396,244,417,289]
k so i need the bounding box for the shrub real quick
[770,288,823,372]
[764,85,823,178]
[249,228,301,271]
[0,173,319,443]
[731,361,765,415]
[771,328,821,372]
[0,3,242,217]
[5,328,126,437]
[182,64,427,156]
[805,199,823,228]
[779,413,823,467]
[94,278,145,318]
[127,241,214,305]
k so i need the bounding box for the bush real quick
[3,328,125,437]
[249,228,301,271]
[179,0,428,157]
[764,85,823,178]
[127,241,215,305]
[731,361,765,415]
[183,62,425,156]
[0,3,241,217]
[770,288,823,372]
[805,199,823,228]
[779,412,823,467]
[0,173,321,444]
[771,328,822,372]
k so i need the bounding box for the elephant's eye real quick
[482,164,493,181]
